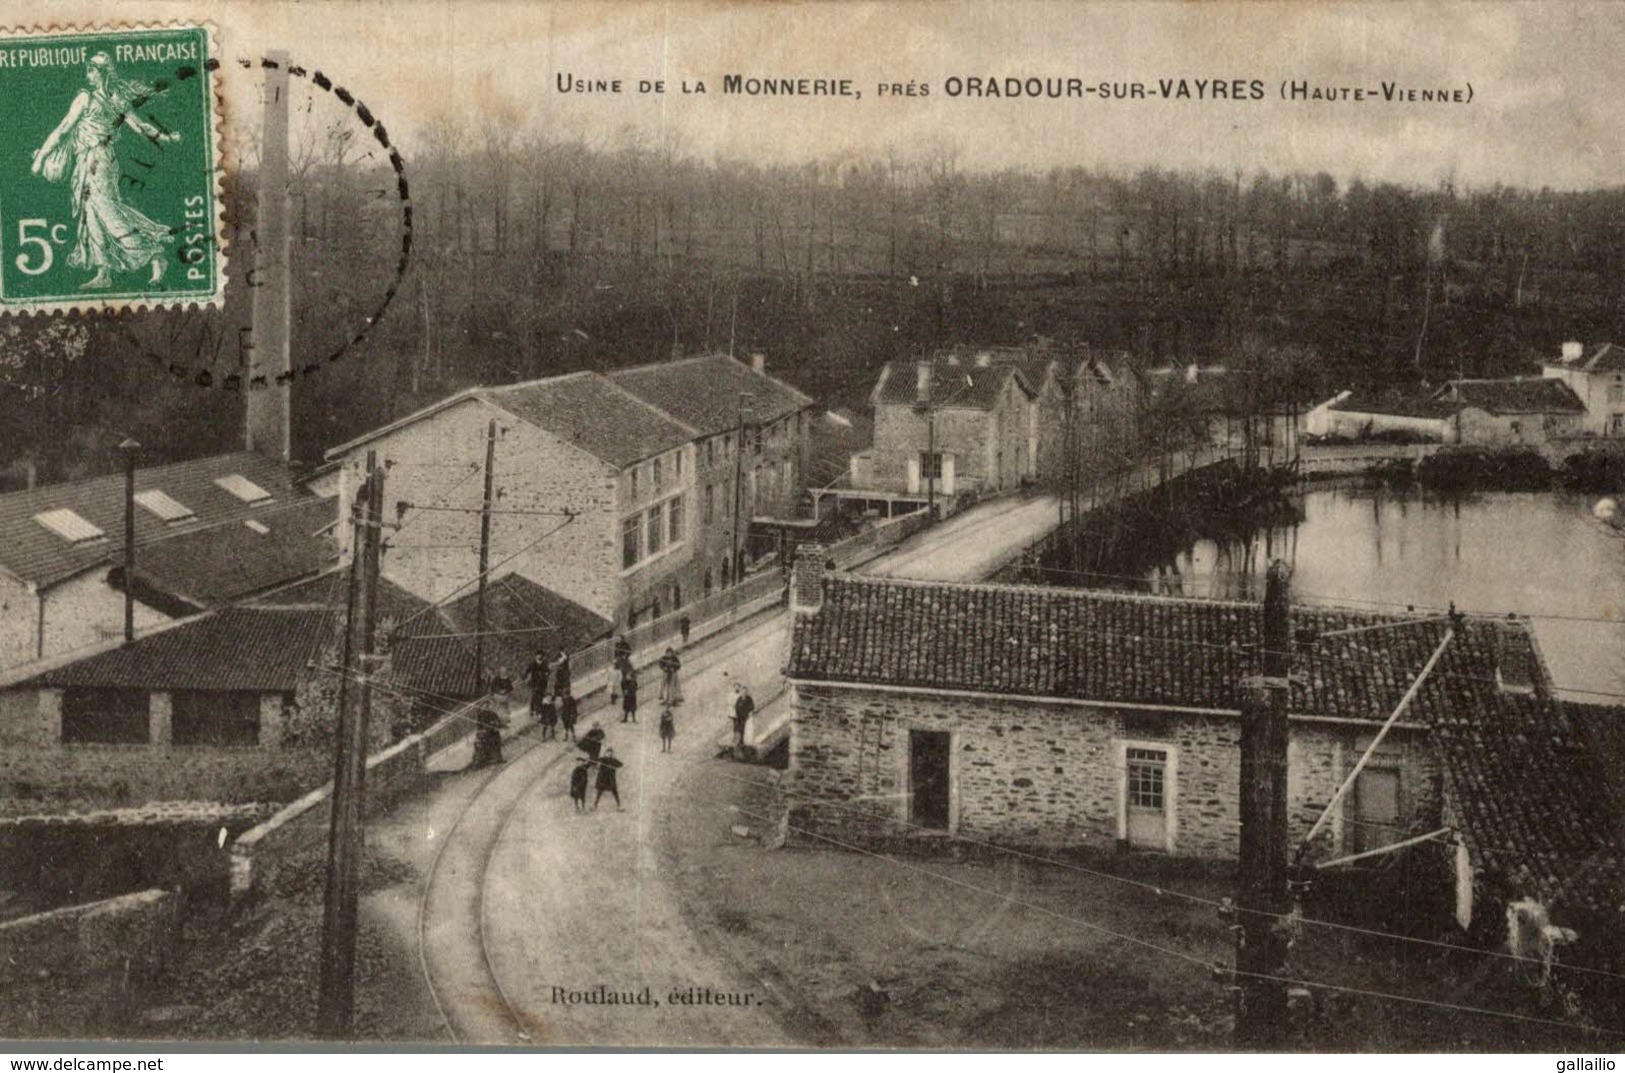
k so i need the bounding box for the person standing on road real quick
[658,703,675,753]
[613,635,632,666]
[594,747,624,810]
[523,647,549,725]
[569,758,591,813]
[548,648,572,703]
[658,647,683,706]
[471,704,506,768]
[559,691,579,741]
[621,663,640,724]
[731,682,755,757]
[536,692,558,741]
[578,722,606,761]
[678,614,691,648]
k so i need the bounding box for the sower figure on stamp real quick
[594,747,624,811]
[31,53,178,290]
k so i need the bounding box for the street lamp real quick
[912,371,974,519]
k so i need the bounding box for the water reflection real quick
[1139,482,1625,699]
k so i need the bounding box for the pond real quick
[1135,483,1625,700]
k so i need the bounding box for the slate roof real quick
[789,574,1623,916]
[122,498,338,608]
[607,353,815,436]
[480,371,695,468]
[441,572,614,683]
[1436,378,1586,416]
[0,452,312,589]
[871,362,1037,411]
[30,607,333,692]
[1554,342,1625,374]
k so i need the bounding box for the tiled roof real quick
[871,362,1036,411]
[787,575,1502,722]
[607,353,814,436]
[441,572,614,682]
[30,607,333,692]
[123,498,338,607]
[480,372,694,468]
[0,452,312,589]
[252,572,481,703]
[1329,392,1462,420]
[1436,378,1586,415]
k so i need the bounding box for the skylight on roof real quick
[33,508,106,545]
[134,489,195,523]
[214,474,273,504]
[243,519,270,535]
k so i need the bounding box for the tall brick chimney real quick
[792,542,827,615]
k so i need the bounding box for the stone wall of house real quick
[335,397,622,620]
[991,376,1036,490]
[786,683,1439,859]
[0,888,182,1038]
[0,569,170,678]
[870,404,993,495]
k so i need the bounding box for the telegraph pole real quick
[1235,558,1292,1047]
[731,392,752,584]
[474,419,497,688]
[317,451,384,1038]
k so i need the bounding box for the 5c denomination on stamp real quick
[0,23,224,314]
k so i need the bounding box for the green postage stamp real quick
[0,24,223,313]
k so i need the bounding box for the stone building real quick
[854,357,1040,505]
[1432,378,1587,447]
[328,354,813,629]
[0,452,335,676]
[1541,340,1625,437]
[781,563,1554,867]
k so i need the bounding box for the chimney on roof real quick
[750,351,766,373]
[915,363,931,404]
[791,543,826,615]
[1561,341,1583,363]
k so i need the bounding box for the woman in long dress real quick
[30,52,179,290]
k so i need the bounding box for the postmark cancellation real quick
[0,23,225,315]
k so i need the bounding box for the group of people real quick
[569,721,623,811]
[524,648,577,742]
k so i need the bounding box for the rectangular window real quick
[707,439,715,466]
[33,508,106,545]
[909,729,952,830]
[1126,747,1166,810]
[675,452,683,479]
[704,484,715,525]
[653,457,663,491]
[134,489,195,524]
[630,469,639,500]
[919,452,944,480]
[1353,766,1402,853]
[622,515,640,568]
[647,505,664,555]
[61,688,149,745]
[214,474,273,504]
[1609,385,1624,403]
[669,494,684,544]
[172,691,260,747]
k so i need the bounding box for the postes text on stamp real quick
[0,24,223,314]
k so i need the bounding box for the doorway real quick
[909,729,952,830]
[1125,746,1169,850]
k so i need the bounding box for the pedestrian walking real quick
[578,722,606,761]
[471,705,506,768]
[658,704,675,753]
[678,614,691,647]
[731,682,755,757]
[658,647,683,706]
[594,747,624,810]
[621,664,639,723]
[559,692,579,741]
[569,758,590,813]
[548,648,572,702]
[606,657,622,705]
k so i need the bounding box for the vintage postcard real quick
[0,0,1621,1059]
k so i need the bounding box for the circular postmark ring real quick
[113,53,412,390]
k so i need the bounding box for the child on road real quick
[659,703,675,753]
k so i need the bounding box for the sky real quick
[8,0,1623,190]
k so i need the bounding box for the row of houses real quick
[1310,341,1625,447]
[0,352,815,814]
